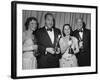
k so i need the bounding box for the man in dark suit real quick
[73,18,91,66]
[35,13,61,68]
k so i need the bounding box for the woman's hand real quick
[79,41,83,49]
[55,48,61,54]
[71,37,79,54]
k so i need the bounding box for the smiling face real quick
[64,25,70,36]
[45,15,54,29]
[28,19,37,31]
[77,18,83,30]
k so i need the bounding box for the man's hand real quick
[46,48,55,54]
[55,48,60,54]
[79,41,83,49]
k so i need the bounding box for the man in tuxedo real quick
[73,18,91,66]
[35,13,61,68]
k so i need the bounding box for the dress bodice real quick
[23,31,36,45]
[22,31,37,69]
[22,31,38,53]
[60,36,73,51]
[59,36,78,67]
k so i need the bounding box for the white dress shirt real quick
[45,27,54,44]
[79,31,83,40]
[79,28,83,40]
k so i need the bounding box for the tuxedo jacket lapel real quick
[83,29,86,43]
[43,27,58,47]
[76,30,80,40]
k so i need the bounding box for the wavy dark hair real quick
[25,17,38,30]
[62,24,73,36]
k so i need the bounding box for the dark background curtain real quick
[22,10,91,32]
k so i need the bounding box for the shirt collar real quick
[45,26,53,31]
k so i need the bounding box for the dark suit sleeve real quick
[72,30,79,40]
[56,28,62,59]
[35,30,46,55]
[58,29,61,48]
[55,28,61,48]
[86,29,91,53]
[38,43,46,54]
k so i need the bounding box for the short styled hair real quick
[44,12,54,20]
[44,12,55,28]
[25,17,38,30]
[76,18,86,29]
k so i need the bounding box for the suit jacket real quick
[35,27,61,68]
[73,28,91,66]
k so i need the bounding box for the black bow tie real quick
[79,29,83,32]
[47,28,52,32]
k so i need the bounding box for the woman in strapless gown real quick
[59,24,79,67]
[22,17,38,69]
